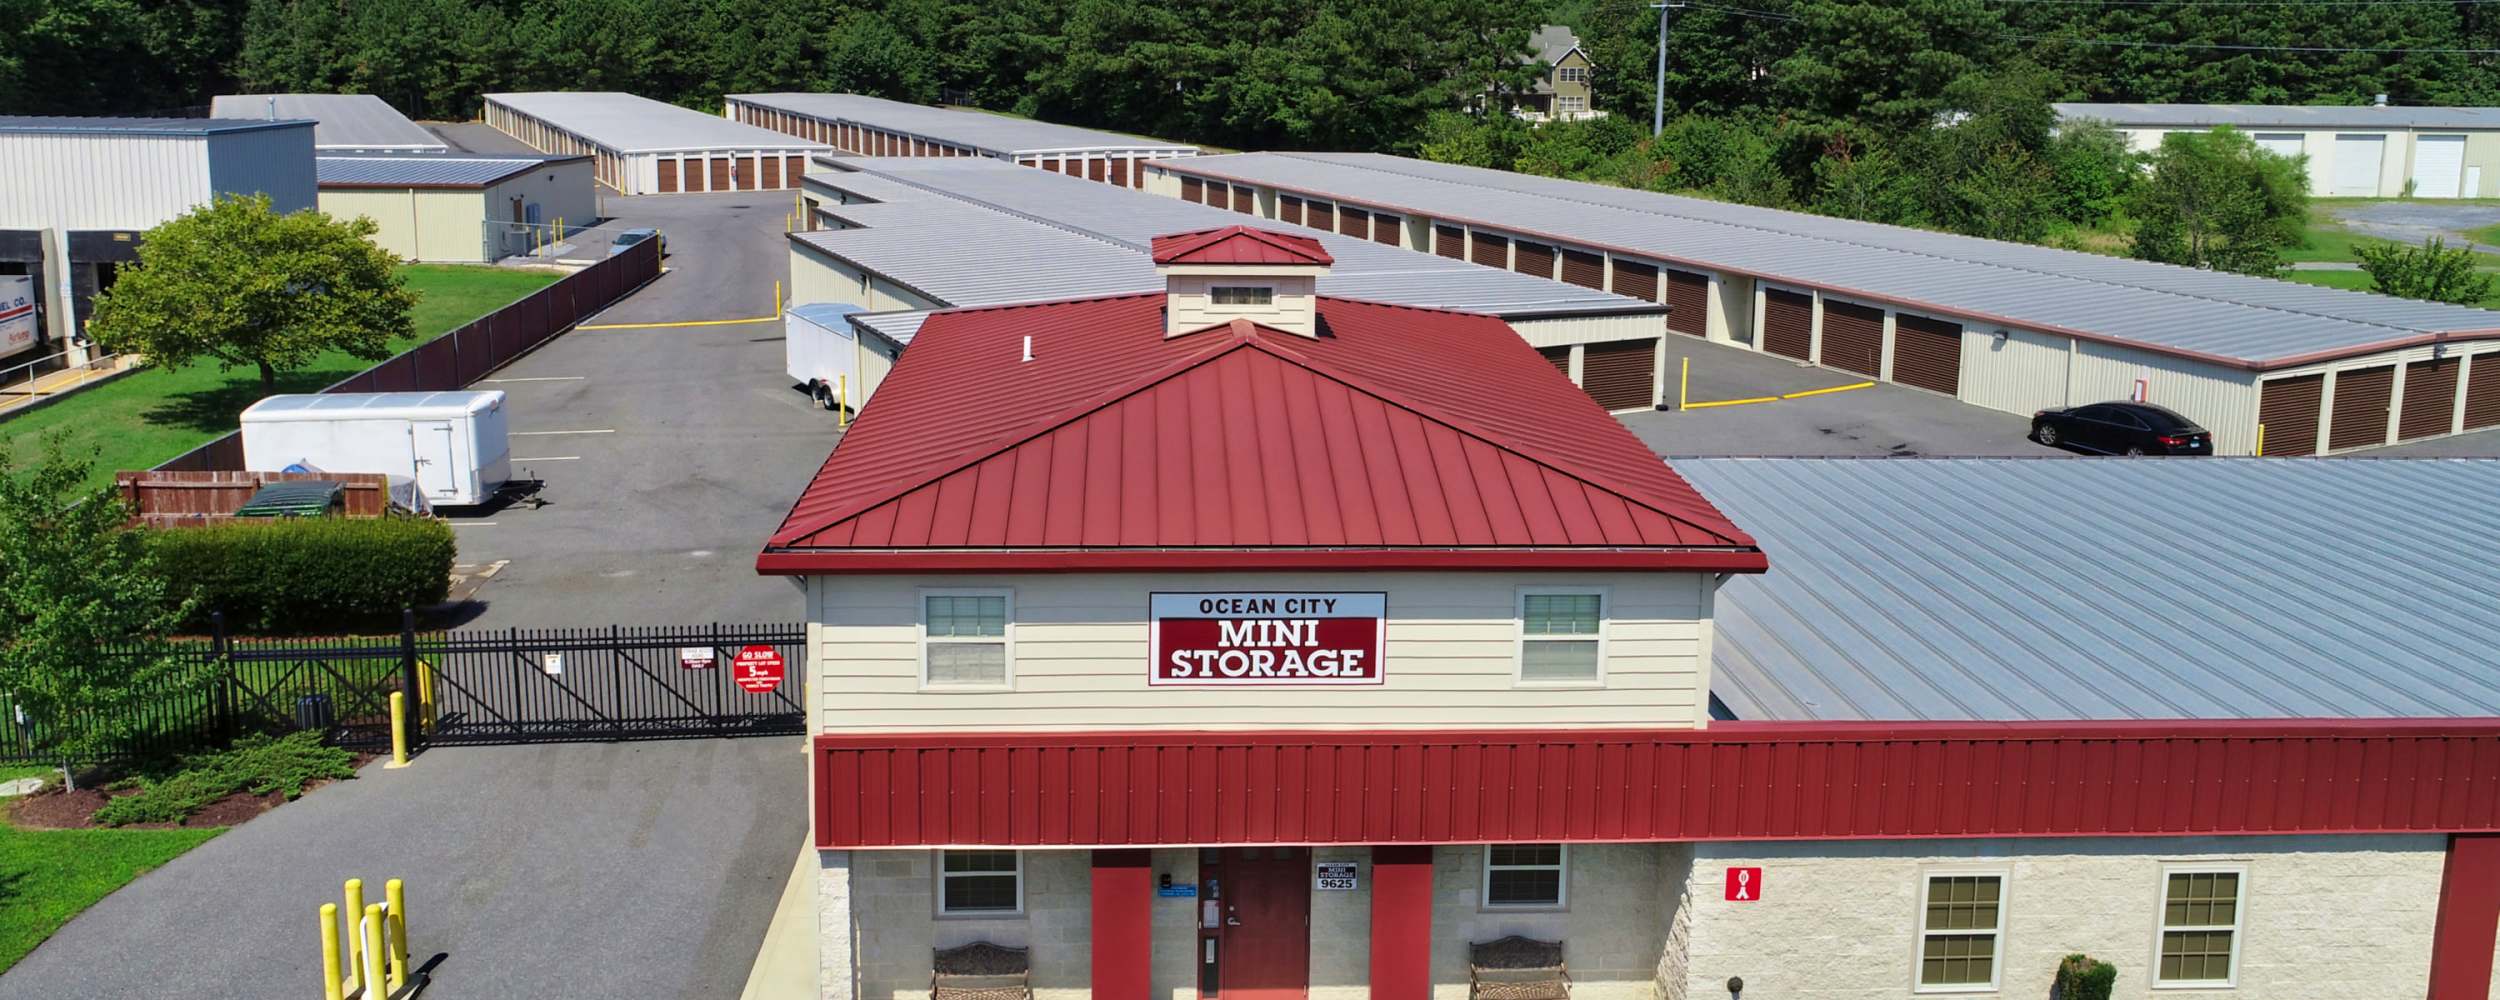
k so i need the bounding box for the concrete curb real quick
[737,841,820,1000]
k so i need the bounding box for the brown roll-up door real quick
[1338,207,1369,238]
[1233,187,1254,214]
[1111,160,1130,186]
[657,159,678,193]
[736,156,759,190]
[1435,226,1466,260]
[1182,177,1203,203]
[2328,365,2395,451]
[1560,249,1604,289]
[1280,196,1304,225]
[1582,339,1657,411]
[1540,345,1572,378]
[1612,260,1657,301]
[912,139,927,156]
[1373,216,1400,246]
[786,155,805,185]
[2468,354,2500,430]
[707,156,732,192]
[1820,300,1884,377]
[2398,357,2462,440]
[1763,289,1812,360]
[1308,201,1335,232]
[1891,313,1962,397]
[1514,241,1555,278]
[1470,233,1506,268]
[2258,374,2324,456]
[1089,159,1107,182]
[1664,269,1708,337]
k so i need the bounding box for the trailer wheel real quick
[817,382,841,412]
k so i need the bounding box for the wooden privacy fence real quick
[117,470,394,526]
[154,238,661,473]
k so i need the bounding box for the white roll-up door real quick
[2411,135,2467,198]
[2253,133,2304,160]
[2332,134,2387,195]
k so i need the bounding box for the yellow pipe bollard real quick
[360,904,388,1000]
[2255,422,2267,456]
[385,692,410,769]
[320,903,344,1000]
[385,878,408,990]
[1680,356,1690,410]
[837,375,847,428]
[342,879,365,992]
[775,280,784,317]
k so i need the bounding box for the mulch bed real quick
[5,752,372,831]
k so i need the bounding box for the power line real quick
[1683,2,2500,53]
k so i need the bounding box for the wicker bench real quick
[1468,936,1571,1000]
[931,942,1032,1000]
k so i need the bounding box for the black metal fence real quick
[0,617,805,762]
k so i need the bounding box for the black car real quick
[2031,401,2213,456]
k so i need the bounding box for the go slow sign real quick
[1148,592,1385,686]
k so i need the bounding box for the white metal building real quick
[209,93,449,154]
[0,115,317,358]
[482,92,828,196]
[787,157,1677,413]
[1145,152,2500,455]
[724,93,1195,188]
[2057,102,2500,198]
[317,155,597,262]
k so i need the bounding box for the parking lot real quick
[1625,335,2052,458]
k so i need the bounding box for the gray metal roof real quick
[0,115,312,137]
[850,310,932,346]
[733,93,1196,157]
[211,94,447,151]
[1677,457,2500,722]
[317,155,580,188]
[481,93,828,155]
[794,156,1662,322]
[1158,152,2500,368]
[2057,102,2500,131]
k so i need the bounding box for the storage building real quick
[758,236,2500,1000]
[0,115,316,364]
[788,157,1676,413]
[482,92,828,196]
[1146,152,2500,455]
[724,93,1195,187]
[2057,102,2500,198]
[209,93,449,154]
[317,154,596,262]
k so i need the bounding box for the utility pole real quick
[1651,1,1681,135]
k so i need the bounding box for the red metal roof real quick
[813,720,2500,848]
[760,291,1761,573]
[1150,226,1333,267]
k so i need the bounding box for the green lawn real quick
[2279,267,2500,308]
[0,265,560,489]
[0,819,223,974]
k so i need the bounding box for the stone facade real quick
[1678,835,2448,1000]
[838,849,1096,1000]
[1428,844,1676,1000]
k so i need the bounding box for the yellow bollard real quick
[416,660,436,732]
[385,692,410,769]
[360,905,388,1000]
[342,879,365,992]
[836,375,847,428]
[2255,422,2267,457]
[775,280,784,317]
[1680,356,1690,410]
[319,903,344,1000]
[385,879,408,991]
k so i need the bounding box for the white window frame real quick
[1911,867,2009,995]
[1514,586,1608,688]
[933,849,1025,917]
[2151,863,2246,990]
[918,588,1015,691]
[1481,843,1569,910]
[1208,284,1277,310]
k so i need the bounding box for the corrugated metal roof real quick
[1677,457,2500,722]
[1157,152,2500,368]
[850,310,930,346]
[730,93,1196,156]
[763,292,1760,572]
[481,93,828,155]
[2058,102,2500,131]
[796,157,1663,321]
[316,155,579,188]
[0,115,312,137]
[210,94,447,151]
[1152,226,1332,266]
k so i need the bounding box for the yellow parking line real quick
[576,315,780,331]
[1680,395,1782,410]
[1780,381,1875,400]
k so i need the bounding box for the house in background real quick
[1513,25,1603,123]
[2057,100,2500,198]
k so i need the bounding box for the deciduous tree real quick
[2128,127,2308,276]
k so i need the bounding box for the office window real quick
[1211,285,1275,306]
[2157,869,2243,986]
[923,592,1010,687]
[1483,844,1567,908]
[1917,873,2005,992]
[938,851,1022,915]
[1519,590,1603,684]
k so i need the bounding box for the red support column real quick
[1092,848,1154,1000]
[1372,845,1435,1000]
[2431,834,2500,1000]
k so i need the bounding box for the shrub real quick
[2052,954,2116,1000]
[2357,236,2496,305]
[147,516,455,634]
[92,731,357,826]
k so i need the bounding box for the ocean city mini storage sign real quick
[1149,592,1386,686]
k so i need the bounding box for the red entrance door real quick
[1206,847,1310,1000]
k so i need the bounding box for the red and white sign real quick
[1149,592,1385,686]
[1725,867,1762,901]
[0,276,37,361]
[732,644,784,693]
[679,646,717,670]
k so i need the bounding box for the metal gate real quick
[417,624,806,746]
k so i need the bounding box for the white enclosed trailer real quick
[241,391,512,506]
[785,302,902,415]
